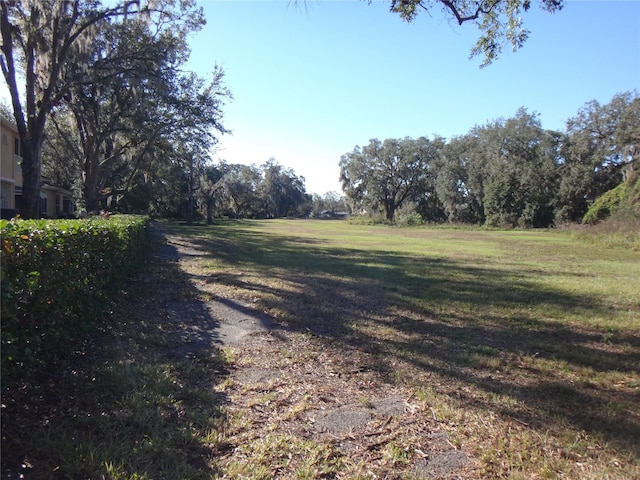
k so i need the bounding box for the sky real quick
[2,1,639,195]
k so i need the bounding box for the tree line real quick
[1,0,325,221]
[340,92,639,227]
[197,159,313,221]
[199,160,352,221]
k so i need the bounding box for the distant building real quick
[1,118,75,219]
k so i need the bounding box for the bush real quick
[395,212,424,227]
[1,215,150,382]
[583,165,640,225]
[582,182,628,224]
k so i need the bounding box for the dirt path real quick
[157,226,476,478]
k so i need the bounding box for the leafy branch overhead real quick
[385,0,564,66]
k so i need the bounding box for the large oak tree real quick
[1,0,145,217]
[340,136,443,221]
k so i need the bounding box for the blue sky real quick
[185,0,639,194]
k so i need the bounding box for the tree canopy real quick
[340,137,443,221]
[197,160,312,220]
[4,0,635,228]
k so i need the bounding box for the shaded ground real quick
[0,224,477,478]
[218,333,473,478]
[156,221,640,479]
[158,225,476,478]
[157,239,274,348]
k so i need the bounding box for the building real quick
[1,117,75,219]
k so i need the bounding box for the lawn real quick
[3,219,638,479]
[172,219,639,478]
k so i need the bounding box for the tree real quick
[1,0,156,217]
[434,109,561,227]
[207,160,312,219]
[37,1,229,214]
[259,159,311,218]
[556,91,640,223]
[435,134,485,223]
[198,164,225,224]
[0,101,11,122]
[41,109,82,195]
[340,136,442,221]
[218,163,263,218]
[385,0,564,67]
[480,109,560,227]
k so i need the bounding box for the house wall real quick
[41,185,75,218]
[1,118,21,212]
[1,118,74,218]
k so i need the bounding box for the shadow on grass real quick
[169,220,640,459]
[0,227,230,480]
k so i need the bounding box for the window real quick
[63,198,73,214]
[0,181,12,208]
[14,137,22,157]
[40,196,47,216]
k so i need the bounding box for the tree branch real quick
[439,0,501,25]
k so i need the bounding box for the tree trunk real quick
[83,156,103,213]
[206,199,214,224]
[386,209,395,222]
[19,142,43,219]
[385,199,396,222]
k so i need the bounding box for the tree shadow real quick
[167,221,640,459]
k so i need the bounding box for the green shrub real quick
[582,182,628,224]
[395,211,424,227]
[0,215,150,382]
[583,165,640,225]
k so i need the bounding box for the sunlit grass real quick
[169,219,640,478]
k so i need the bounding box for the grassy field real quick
[3,219,638,479]
[173,219,640,478]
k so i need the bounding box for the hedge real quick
[1,215,151,382]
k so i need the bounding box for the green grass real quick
[171,219,640,478]
[6,354,228,479]
[3,219,638,479]
[176,219,638,327]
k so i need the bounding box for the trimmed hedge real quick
[1,215,150,382]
